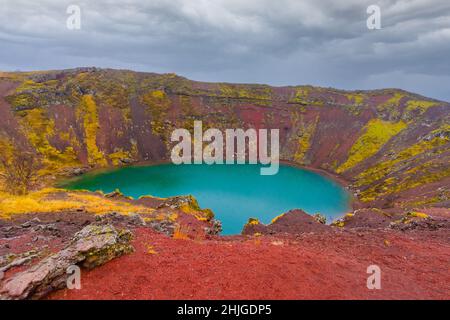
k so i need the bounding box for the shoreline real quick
[279,160,360,211]
[55,159,357,228]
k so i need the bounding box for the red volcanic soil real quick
[49,227,450,300]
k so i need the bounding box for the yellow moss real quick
[400,165,450,191]
[337,119,407,173]
[173,224,190,240]
[168,212,178,222]
[15,79,58,92]
[270,214,284,224]
[0,197,79,218]
[59,131,71,142]
[293,88,310,104]
[406,195,442,207]
[150,90,165,99]
[219,85,235,97]
[408,211,429,219]
[377,93,405,118]
[331,220,345,228]
[356,134,449,188]
[0,188,154,219]
[386,93,403,106]
[405,100,437,116]
[146,211,179,223]
[141,90,170,135]
[288,87,323,106]
[219,84,272,101]
[146,244,158,254]
[360,164,450,202]
[78,95,107,166]
[293,116,319,164]
[18,109,79,172]
[247,218,260,225]
[178,203,197,215]
[108,149,132,166]
[178,202,213,221]
[16,80,43,91]
[22,109,55,149]
[345,93,365,105]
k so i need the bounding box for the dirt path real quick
[49,228,450,300]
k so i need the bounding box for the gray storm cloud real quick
[0,0,449,101]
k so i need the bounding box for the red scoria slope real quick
[49,227,450,300]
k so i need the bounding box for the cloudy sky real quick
[0,0,449,101]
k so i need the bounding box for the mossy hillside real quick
[140,90,171,136]
[293,115,319,164]
[219,84,273,102]
[336,119,407,173]
[404,100,438,118]
[288,87,324,106]
[359,160,450,203]
[4,69,443,113]
[0,68,448,207]
[345,93,365,105]
[17,108,80,174]
[108,149,134,166]
[6,73,80,111]
[355,125,450,189]
[376,92,405,120]
[77,95,108,167]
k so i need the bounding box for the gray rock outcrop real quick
[0,224,133,300]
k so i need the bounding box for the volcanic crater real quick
[0,68,449,299]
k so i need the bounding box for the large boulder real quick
[0,224,133,300]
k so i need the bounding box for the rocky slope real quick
[49,223,450,300]
[0,190,220,299]
[1,204,448,300]
[0,67,449,212]
[0,223,133,300]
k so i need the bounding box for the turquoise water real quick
[62,164,350,235]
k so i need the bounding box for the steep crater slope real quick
[0,68,449,212]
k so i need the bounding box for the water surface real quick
[62,164,350,235]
